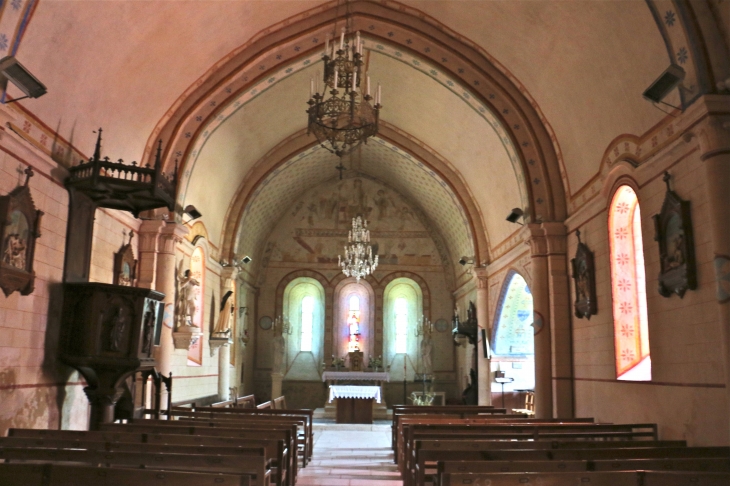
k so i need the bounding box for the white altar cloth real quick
[321,371,390,382]
[328,385,382,403]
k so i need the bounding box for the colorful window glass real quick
[301,295,314,352]
[492,272,534,357]
[395,297,408,353]
[348,295,361,352]
[609,185,651,381]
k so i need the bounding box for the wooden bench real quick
[273,396,287,409]
[0,463,249,486]
[235,395,257,408]
[170,407,313,466]
[100,420,296,486]
[440,470,730,486]
[0,447,269,486]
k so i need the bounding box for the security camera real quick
[506,208,524,224]
[459,256,474,266]
[241,255,252,264]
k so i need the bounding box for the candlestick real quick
[377,84,382,105]
[367,76,371,96]
[340,28,344,50]
[325,34,329,55]
[333,69,338,89]
[310,78,314,98]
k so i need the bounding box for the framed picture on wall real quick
[653,172,696,298]
[0,167,43,297]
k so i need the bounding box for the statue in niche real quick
[141,299,157,355]
[177,269,200,328]
[213,290,234,337]
[272,330,286,374]
[104,304,131,352]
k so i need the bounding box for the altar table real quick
[328,385,381,424]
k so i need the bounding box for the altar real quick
[321,372,390,421]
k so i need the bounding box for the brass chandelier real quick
[306,25,382,158]
[338,216,378,282]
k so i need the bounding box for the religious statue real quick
[348,310,361,352]
[3,231,27,270]
[141,300,157,356]
[177,269,200,328]
[213,290,234,337]
[272,330,286,374]
[104,305,130,352]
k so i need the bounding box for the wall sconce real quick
[506,208,524,224]
[0,56,46,103]
[182,204,202,224]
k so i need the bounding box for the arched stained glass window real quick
[301,295,314,352]
[492,273,534,357]
[609,185,651,381]
[395,297,408,353]
[348,295,361,352]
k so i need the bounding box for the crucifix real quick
[335,160,347,180]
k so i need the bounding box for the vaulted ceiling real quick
[12,0,698,284]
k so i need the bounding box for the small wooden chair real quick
[512,391,535,416]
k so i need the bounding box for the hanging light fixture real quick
[338,216,378,282]
[306,0,382,159]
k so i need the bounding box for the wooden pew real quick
[273,396,287,409]
[0,463,249,486]
[440,470,730,486]
[99,421,296,486]
[0,447,269,486]
[436,457,730,480]
[391,406,505,450]
[212,399,236,408]
[169,407,313,466]
[395,416,594,465]
[235,395,257,408]
[257,401,273,409]
[413,446,730,486]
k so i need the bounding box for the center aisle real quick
[297,423,403,486]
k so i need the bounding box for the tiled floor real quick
[297,423,403,485]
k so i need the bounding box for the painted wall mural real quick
[262,177,442,269]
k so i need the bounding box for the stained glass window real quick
[609,185,651,381]
[348,295,361,352]
[492,273,534,357]
[395,297,408,353]
[301,295,314,352]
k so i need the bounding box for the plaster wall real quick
[567,137,728,446]
[252,177,459,407]
[0,132,141,434]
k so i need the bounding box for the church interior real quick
[1,0,730,483]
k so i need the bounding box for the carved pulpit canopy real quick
[571,230,597,319]
[653,171,697,298]
[0,166,43,297]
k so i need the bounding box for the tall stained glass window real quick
[301,295,314,352]
[348,295,361,352]
[395,297,408,353]
[609,185,651,381]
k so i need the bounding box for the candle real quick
[367,76,371,96]
[356,31,360,51]
[352,71,357,93]
[333,69,338,89]
[377,84,382,105]
[340,28,344,50]
[325,34,329,56]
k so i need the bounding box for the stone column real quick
[137,220,164,289]
[271,372,284,401]
[218,343,231,400]
[696,97,730,439]
[473,267,492,405]
[153,222,188,403]
[522,224,553,418]
[542,222,573,418]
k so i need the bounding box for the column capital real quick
[158,222,189,255]
[220,266,239,284]
[521,223,548,256]
[472,266,488,288]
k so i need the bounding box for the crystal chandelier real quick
[306,22,382,159]
[338,216,378,282]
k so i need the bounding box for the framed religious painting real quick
[571,229,597,319]
[113,230,138,286]
[653,172,696,298]
[0,167,43,297]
